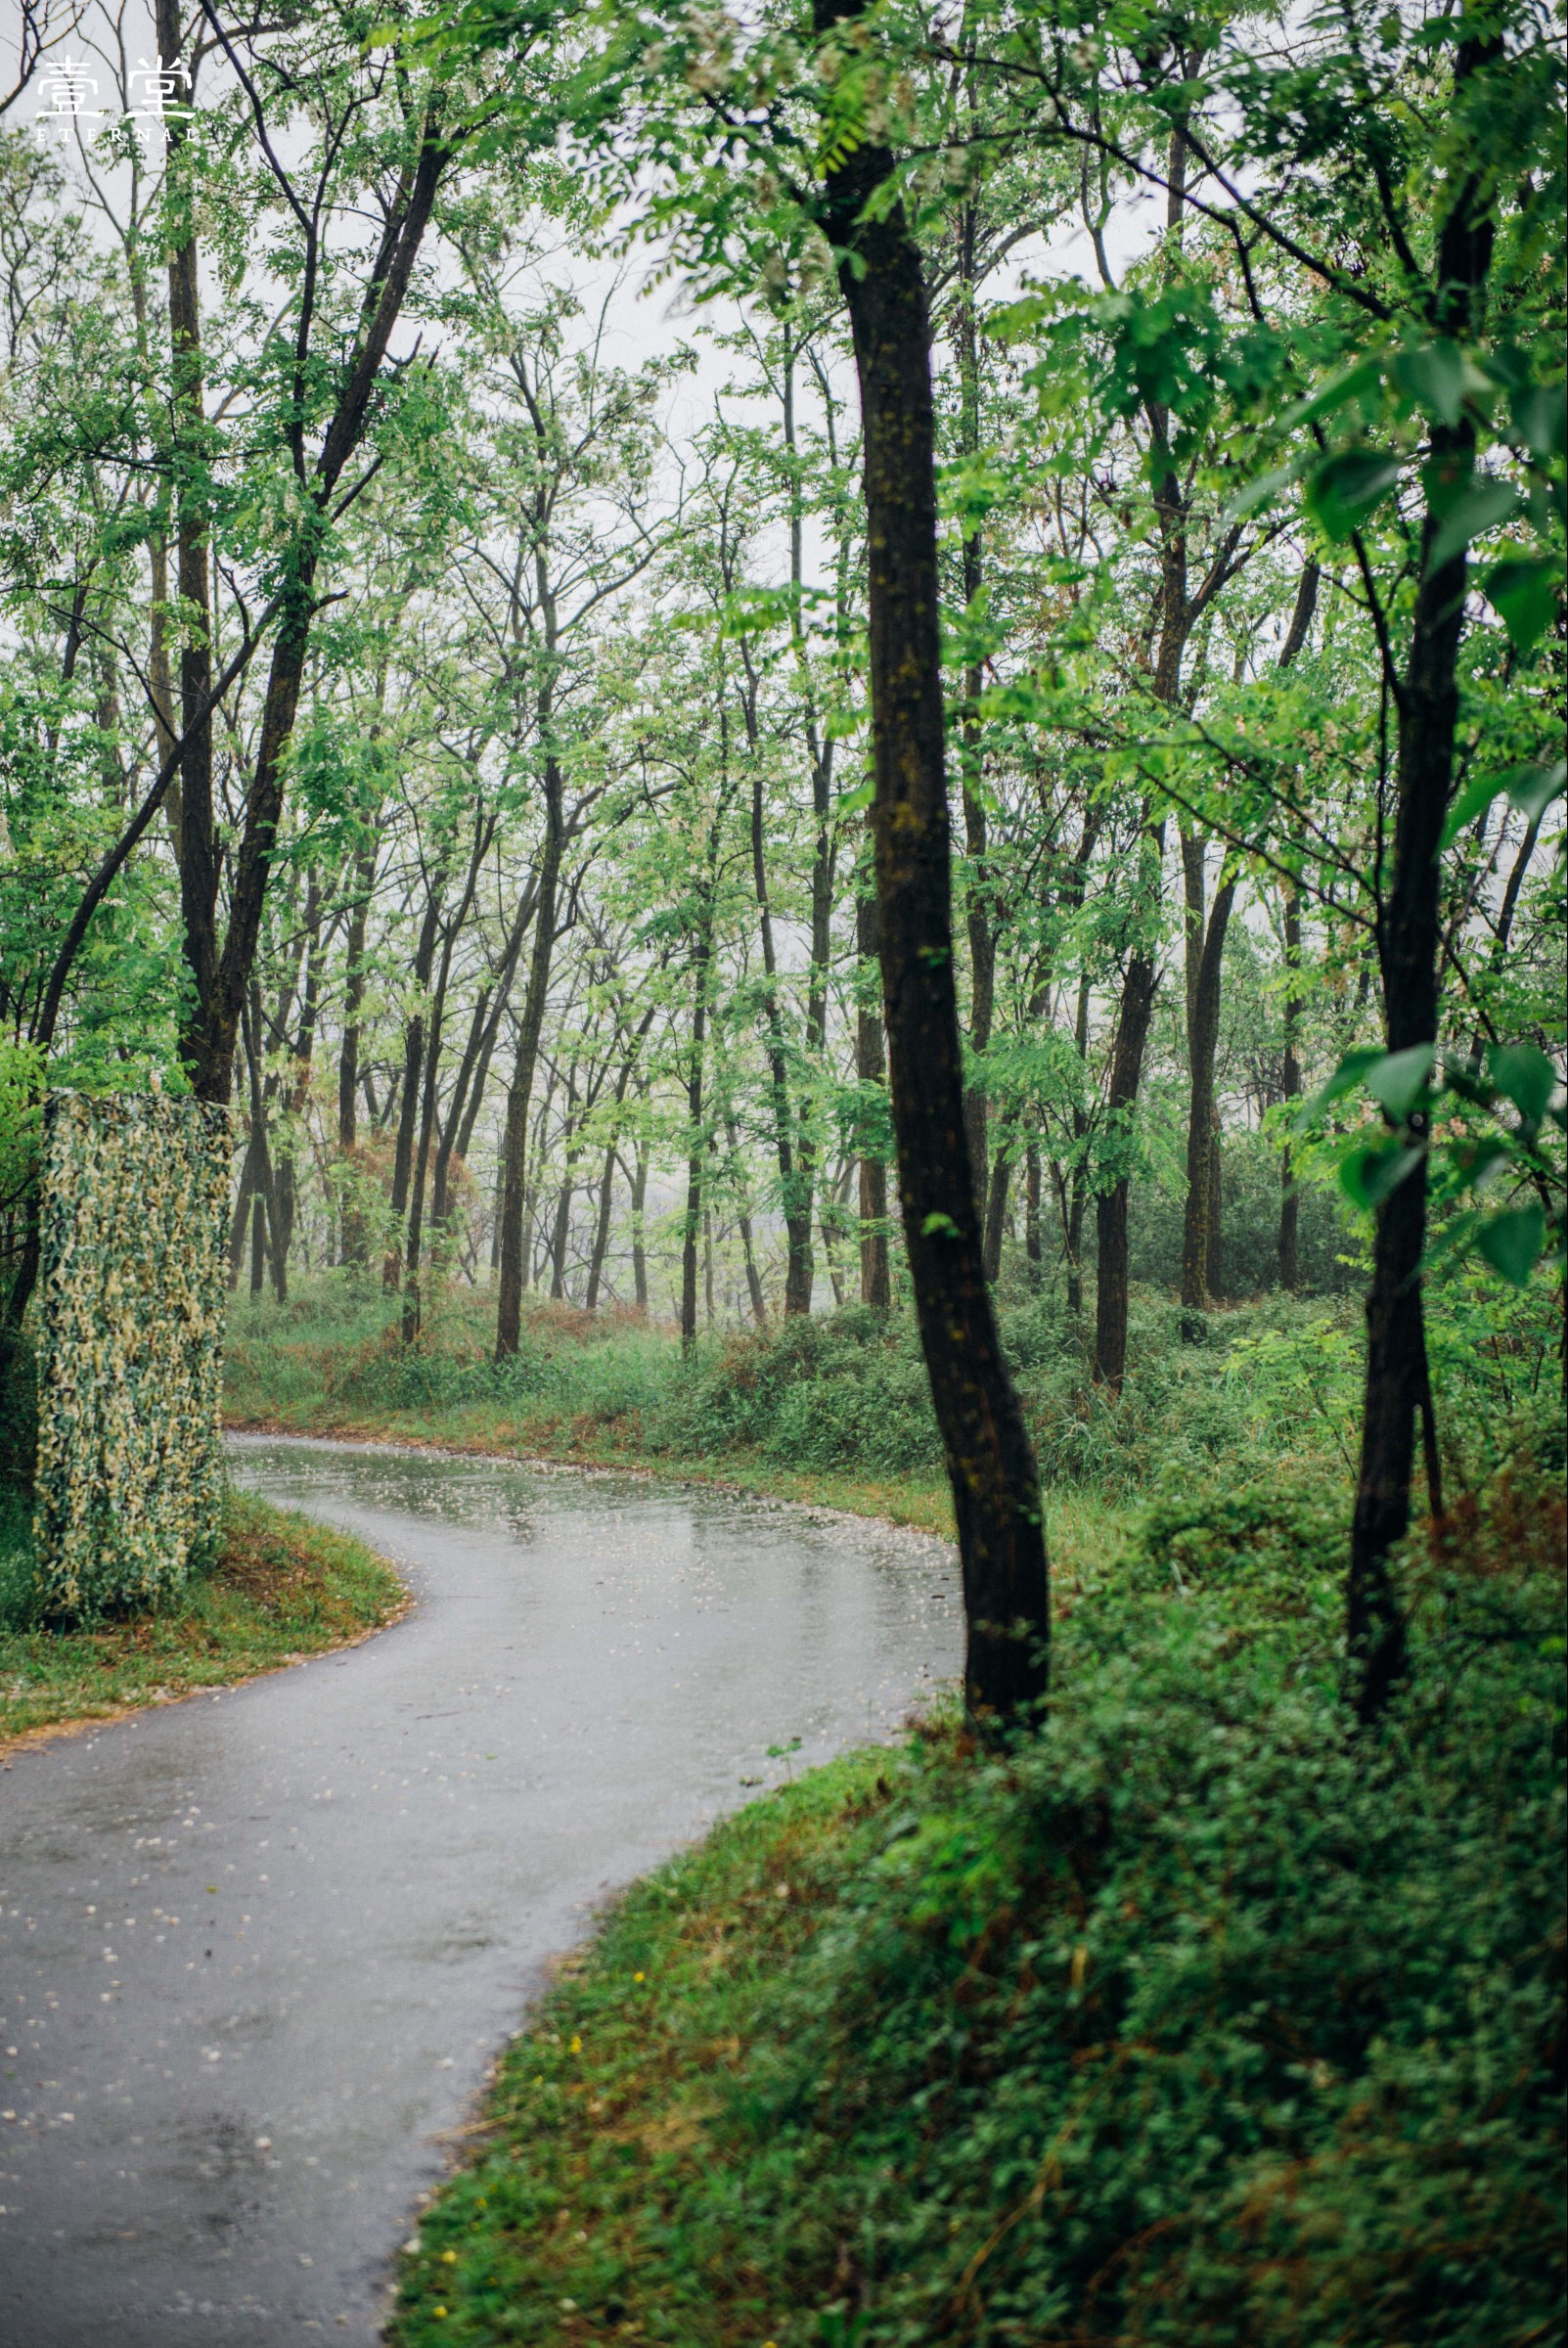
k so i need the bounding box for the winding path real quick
[0,1438,960,2346]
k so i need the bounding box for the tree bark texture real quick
[1278,874,1303,1290]
[855,840,891,1308]
[1349,93,1493,1721]
[819,0,1049,1724]
[495,765,564,1358]
[384,876,445,1293]
[1272,563,1320,1289]
[1180,835,1236,1324]
[1093,913,1160,1393]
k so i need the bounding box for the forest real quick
[0,0,1563,2339]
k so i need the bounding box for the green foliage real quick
[656,1309,945,1477]
[390,1461,1566,2347]
[1127,1126,1361,1299]
[0,1476,35,1633]
[33,1093,231,1619]
[231,1277,1380,1501]
[1307,1040,1566,1288]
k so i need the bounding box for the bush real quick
[653,1311,945,1476]
[0,1477,35,1632]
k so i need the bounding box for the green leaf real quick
[1510,382,1567,463]
[1486,1043,1557,1126]
[1511,758,1568,825]
[833,778,874,819]
[1297,1047,1383,1129]
[1220,458,1301,526]
[1394,339,1465,427]
[1484,557,1560,654]
[1305,450,1401,540]
[1440,758,1567,848]
[1426,477,1521,570]
[1339,1142,1424,1210]
[1364,1044,1435,1121]
[1474,1202,1546,1286]
[1279,359,1382,430]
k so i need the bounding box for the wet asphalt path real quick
[0,1437,961,2347]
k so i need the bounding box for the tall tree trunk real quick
[681,1010,708,1356]
[1273,564,1320,1292]
[524,1074,556,1291]
[1180,836,1237,1328]
[982,1145,1009,1284]
[548,1072,581,1302]
[630,1138,650,1313]
[750,759,814,1312]
[436,880,537,1237]
[241,986,278,1302]
[777,329,837,1317]
[228,1135,255,1290]
[385,877,445,1293]
[725,1114,769,1326]
[496,763,564,1358]
[1278,877,1303,1290]
[157,0,218,1100]
[270,869,323,1305]
[147,536,182,864]
[1092,700,1178,1376]
[1349,101,1494,1719]
[1024,1140,1042,1285]
[856,833,891,1308]
[585,1141,616,1311]
[337,841,375,1267]
[1093,865,1162,1394]
[954,196,996,1207]
[681,824,722,1355]
[404,814,492,1339]
[820,0,1049,1725]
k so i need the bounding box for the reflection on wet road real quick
[0,1438,960,2345]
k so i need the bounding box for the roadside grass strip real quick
[0,1491,405,1748]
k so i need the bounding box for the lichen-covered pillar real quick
[33,1092,232,1616]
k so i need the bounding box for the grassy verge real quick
[0,1490,405,1751]
[226,1284,958,1536]
[387,1467,1565,2348]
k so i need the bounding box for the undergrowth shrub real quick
[0,1479,34,1631]
[754,1469,1564,2344]
[227,1270,1549,1516]
[652,1310,944,1475]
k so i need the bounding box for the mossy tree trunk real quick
[818,0,1048,1726]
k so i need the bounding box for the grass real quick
[225,1284,959,1535]
[386,1464,1566,2348]
[223,1263,1560,1581]
[0,1488,405,1750]
[220,1273,1368,1556]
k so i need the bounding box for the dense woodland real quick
[0,0,1563,2337]
[2,0,1563,1712]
